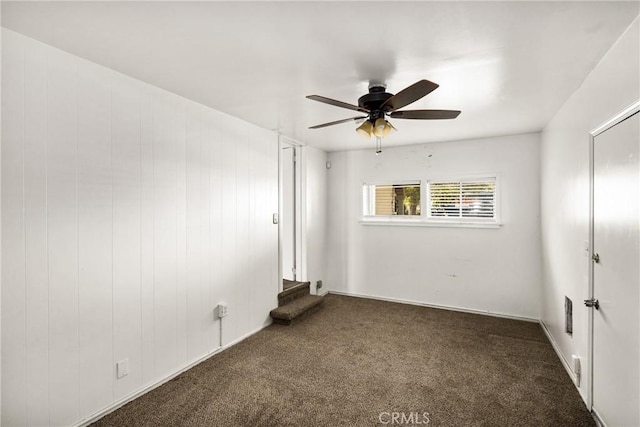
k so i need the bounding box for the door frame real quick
[278,136,305,291]
[587,99,640,414]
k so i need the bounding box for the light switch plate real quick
[116,359,129,379]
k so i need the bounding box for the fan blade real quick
[307,95,369,113]
[381,80,439,111]
[390,110,461,120]
[309,116,368,129]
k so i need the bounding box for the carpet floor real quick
[93,294,594,427]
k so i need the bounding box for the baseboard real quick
[74,320,272,427]
[591,407,606,427]
[328,290,538,323]
[539,319,587,404]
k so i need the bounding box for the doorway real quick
[280,139,302,288]
[589,104,639,426]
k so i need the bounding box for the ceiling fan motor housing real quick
[358,85,393,120]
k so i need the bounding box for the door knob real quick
[584,298,599,309]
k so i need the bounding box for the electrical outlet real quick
[116,359,129,379]
[217,303,228,318]
[316,280,323,289]
[572,355,581,386]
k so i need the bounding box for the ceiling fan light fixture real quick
[373,118,395,138]
[386,121,397,135]
[356,120,373,138]
[373,118,385,137]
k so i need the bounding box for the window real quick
[360,176,499,228]
[427,179,496,221]
[363,182,421,217]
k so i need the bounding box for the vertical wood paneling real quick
[77,60,114,419]
[186,105,202,360]
[266,130,280,318]
[24,40,49,427]
[139,86,156,387]
[248,128,257,329]
[174,98,188,366]
[152,93,178,378]
[250,129,262,328]
[207,112,223,350]
[112,74,143,400]
[267,133,280,303]
[235,123,250,337]
[46,49,80,427]
[252,128,277,327]
[220,120,238,345]
[200,112,214,352]
[2,31,280,426]
[1,32,27,427]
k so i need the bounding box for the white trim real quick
[0,19,3,423]
[590,100,640,137]
[359,218,502,228]
[277,136,284,291]
[361,180,421,218]
[73,321,272,427]
[587,110,596,411]
[592,407,606,427]
[539,320,583,399]
[298,145,308,285]
[278,135,305,287]
[361,179,421,186]
[328,290,538,323]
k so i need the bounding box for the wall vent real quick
[565,296,573,335]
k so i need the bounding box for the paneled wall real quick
[1,30,279,426]
[302,146,328,294]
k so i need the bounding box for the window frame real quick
[426,176,499,224]
[359,174,502,228]
[361,180,423,221]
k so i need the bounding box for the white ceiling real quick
[2,1,638,152]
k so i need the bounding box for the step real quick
[278,281,310,306]
[283,279,303,291]
[270,294,324,325]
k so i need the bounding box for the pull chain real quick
[375,136,382,155]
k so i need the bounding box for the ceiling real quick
[2,1,638,152]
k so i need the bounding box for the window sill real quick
[358,218,503,229]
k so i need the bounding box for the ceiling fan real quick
[307,79,460,152]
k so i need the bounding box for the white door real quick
[591,111,639,426]
[281,145,297,281]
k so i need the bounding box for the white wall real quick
[326,133,541,319]
[1,29,279,427]
[540,17,639,401]
[301,145,328,294]
[0,5,4,425]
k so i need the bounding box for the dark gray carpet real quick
[93,294,594,426]
[282,279,300,291]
